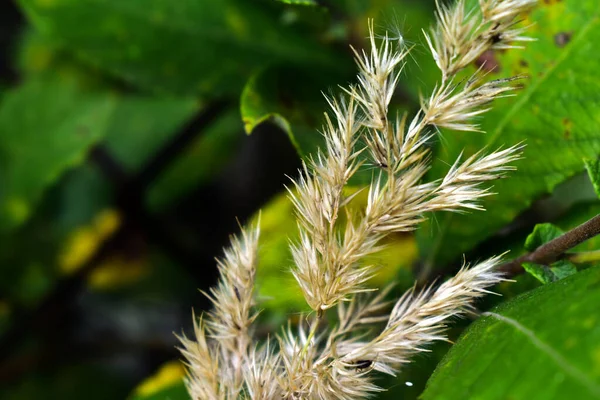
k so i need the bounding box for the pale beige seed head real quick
[180,0,535,397]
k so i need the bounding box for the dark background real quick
[0,1,304,397]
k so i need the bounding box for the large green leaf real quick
[17,0,340,96]
[0,79,114,231]
[418,0,600,267]
[16,28,222,206]
[422,266,600,400]
[0,78,202,232]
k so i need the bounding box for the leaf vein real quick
[483,311,600,398]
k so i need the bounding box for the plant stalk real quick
[499,213,600,275]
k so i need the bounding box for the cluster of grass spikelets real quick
[179,1,537,398]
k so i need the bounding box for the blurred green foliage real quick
[0,0,599,399]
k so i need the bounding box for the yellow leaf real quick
[89,256,147,290]
[133,361,185,397]
[58,209,121,274]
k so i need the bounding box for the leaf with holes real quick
[422,266,600,400]
[418,0,600,268]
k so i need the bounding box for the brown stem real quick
[499,213,600,276]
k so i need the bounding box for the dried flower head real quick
[180,0,535,398]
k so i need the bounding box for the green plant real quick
[2,0,600,399]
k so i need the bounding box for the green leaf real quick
[549,259,578,279]
[0,79,114,231]
[241,64,352,158]
[522,224,579,284]
[585,158,600,199]
[524,223,565,252]
[418,0,600,266]
[103,96,200,172]
[522,262,558,284]
[423,266,600,400]
[0,78,203,232]
[522,260,577,285]
[252,190,308,315]
[17,27,204,174]
[0,27,200,229]
[17,0,340,96]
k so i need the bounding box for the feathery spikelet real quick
[244,344,283,399]
[179,223,260,398]
[336,256,507,376]
[180,0,536,398]
[178,315,222,400]
[426,0,537,79]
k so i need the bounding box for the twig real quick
[133,100,229,192]
[499,213,600,275]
